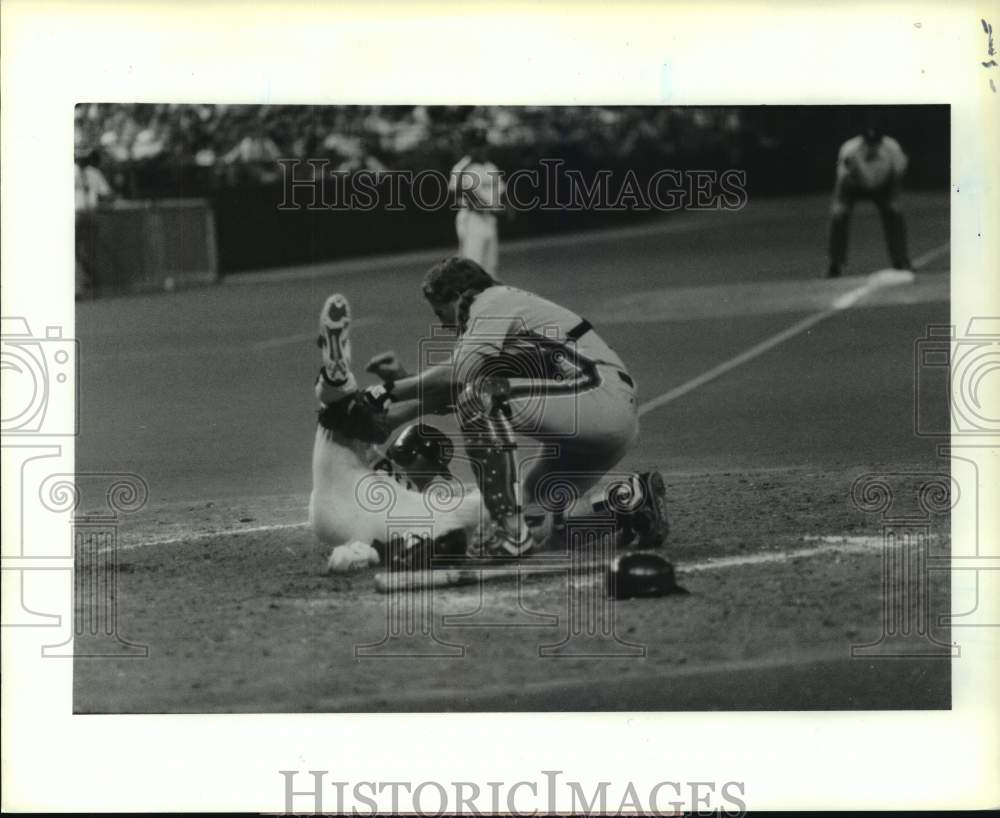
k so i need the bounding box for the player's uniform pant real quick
[461,361,639,528]
[75,211,98,298]
[513,365,638,507]
[828,181,911,270]
[455,209,499,274]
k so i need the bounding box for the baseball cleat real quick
[632,470,669,549]
[593,471,668,549]
[380,528,468,571]
[316,293,357,401]
[525,507,565,552]
[467,518,534,559]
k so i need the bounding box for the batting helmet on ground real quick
[606,552,686,599]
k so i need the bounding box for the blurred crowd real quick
[74,104,761,196]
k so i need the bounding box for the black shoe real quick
[827,263,842,278]
[632,470,669,549]
[593,472,669,549]
[379,528,468,571]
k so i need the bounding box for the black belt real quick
[566,319,593,341]
[567,319,634,389]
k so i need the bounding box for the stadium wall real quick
[84,105,948,279]
[78,199,218,296]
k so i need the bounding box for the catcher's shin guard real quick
[458,378,530,554]
[593,471,669,549]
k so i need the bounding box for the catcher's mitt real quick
[317,392,391,444]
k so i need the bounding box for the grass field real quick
[74,191,953,712]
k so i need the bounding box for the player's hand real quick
[365,351,408,382]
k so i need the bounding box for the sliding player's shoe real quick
[379,528,468,571]
[315,293,357,404]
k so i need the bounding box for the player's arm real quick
[841,145,872,188]
[390,364,456,413]
[886,137,909,191]
[449,155,472,195]
[365,349,455,414]
[833,144,855,198]
[467,162,505,214]
[389,332,501,415]
[384,399,423,430]
[375,372,452,435]
[356,366,454,435]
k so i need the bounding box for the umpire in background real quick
[827,124,912,278]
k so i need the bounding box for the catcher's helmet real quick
[606,552,686,599]
[387,424,454,471]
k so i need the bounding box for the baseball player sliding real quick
[309,293,482,572]
[827,124,912,278]
[449,130,504,274]
[310,257,668,570]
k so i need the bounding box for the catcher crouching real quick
[310,257,668,572]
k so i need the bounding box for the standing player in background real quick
[827,124,912,278]
[75,146,116,298]
[449,129,505,274]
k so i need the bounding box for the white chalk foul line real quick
[117,521,309,552]
[638,242,948,417]
[637,308,836,416]
[373,535,889,591]
[115,521,888,576]
[911,242,950,269]
[680,535,885,573]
